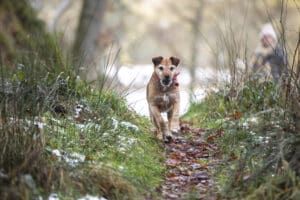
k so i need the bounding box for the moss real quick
[1,0,44,33]
[0,0,65,69]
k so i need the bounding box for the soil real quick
[159,122,222,200]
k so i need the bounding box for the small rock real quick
[21,174,36,190]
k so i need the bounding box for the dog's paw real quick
[164,135,172,143]
[163,131,173,143]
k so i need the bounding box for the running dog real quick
[146,56,180,142]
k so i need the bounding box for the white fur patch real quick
[163,94,169,103]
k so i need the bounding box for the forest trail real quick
[159,122,222,200]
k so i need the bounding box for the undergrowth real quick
[0,1,165,199]
[0,50,165,200]
[0,51,165,200]
[183,79,300,199]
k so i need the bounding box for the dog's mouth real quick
[160,78,172,87]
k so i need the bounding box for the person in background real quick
[250,23,287,83]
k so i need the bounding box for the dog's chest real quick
[154,93,178,111]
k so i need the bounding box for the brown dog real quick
[147,56,180,142]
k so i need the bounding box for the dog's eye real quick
[170,66,175,71]
[159,66,164,71]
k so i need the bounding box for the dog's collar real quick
[173,72,180,87]
[153,72,180,90]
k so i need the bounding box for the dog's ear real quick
[152,56,163,66]
[170,56,180,66]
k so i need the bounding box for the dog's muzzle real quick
[161,76,172,86]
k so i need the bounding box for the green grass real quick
[43,87,165,198]
[0,3,165,197]
[0,70,165,199]
[182,91,228,129]
[183,80,300,199]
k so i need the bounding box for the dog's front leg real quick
[149,106,160,139]
[168,101,180,134]
[150,106,169,141]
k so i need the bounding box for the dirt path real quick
[160,122,221,200]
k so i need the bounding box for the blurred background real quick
[30,0,299,115]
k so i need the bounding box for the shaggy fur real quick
[146,56,181,142]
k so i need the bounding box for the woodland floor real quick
[158,122,223,200]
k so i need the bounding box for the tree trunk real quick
[189,0,205,102]
[73,0,107,76]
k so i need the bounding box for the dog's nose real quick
[162,76,171,86]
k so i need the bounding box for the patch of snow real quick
[120,121,139,131]
[177,68,191,86]
[0,169,8,179]
[17,63,25,70]
[118,136,137,145]
[85,123,101,132]
[76,124,85,130]
[180,90,190,114]
[242,122,249,129]
[102,132,109,137]
[37,196,43,200]
[77,194,107,200]
[249,131,256,135]
[105,64,118,79]
[64,152,86,167]
[118,65,152,87]
[35,121,45,129]
[118,147,126,153]
[111,117,119,130]
[48,193,59,200]
[193,88,207,102]
[52,149,62,157]
[117,135,137,152]
[33,117,45,129]
[264,136,270,144]
[125,90,149,116]
[76,122,101,133]
[196,67,216,83]
[257,136,264,142]
[49,118,62,125]
[75,104,84,118]
[249,117,258,124]
[217,69,231,83]
[51,149,85,167]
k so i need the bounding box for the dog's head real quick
[152,56,180,87]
